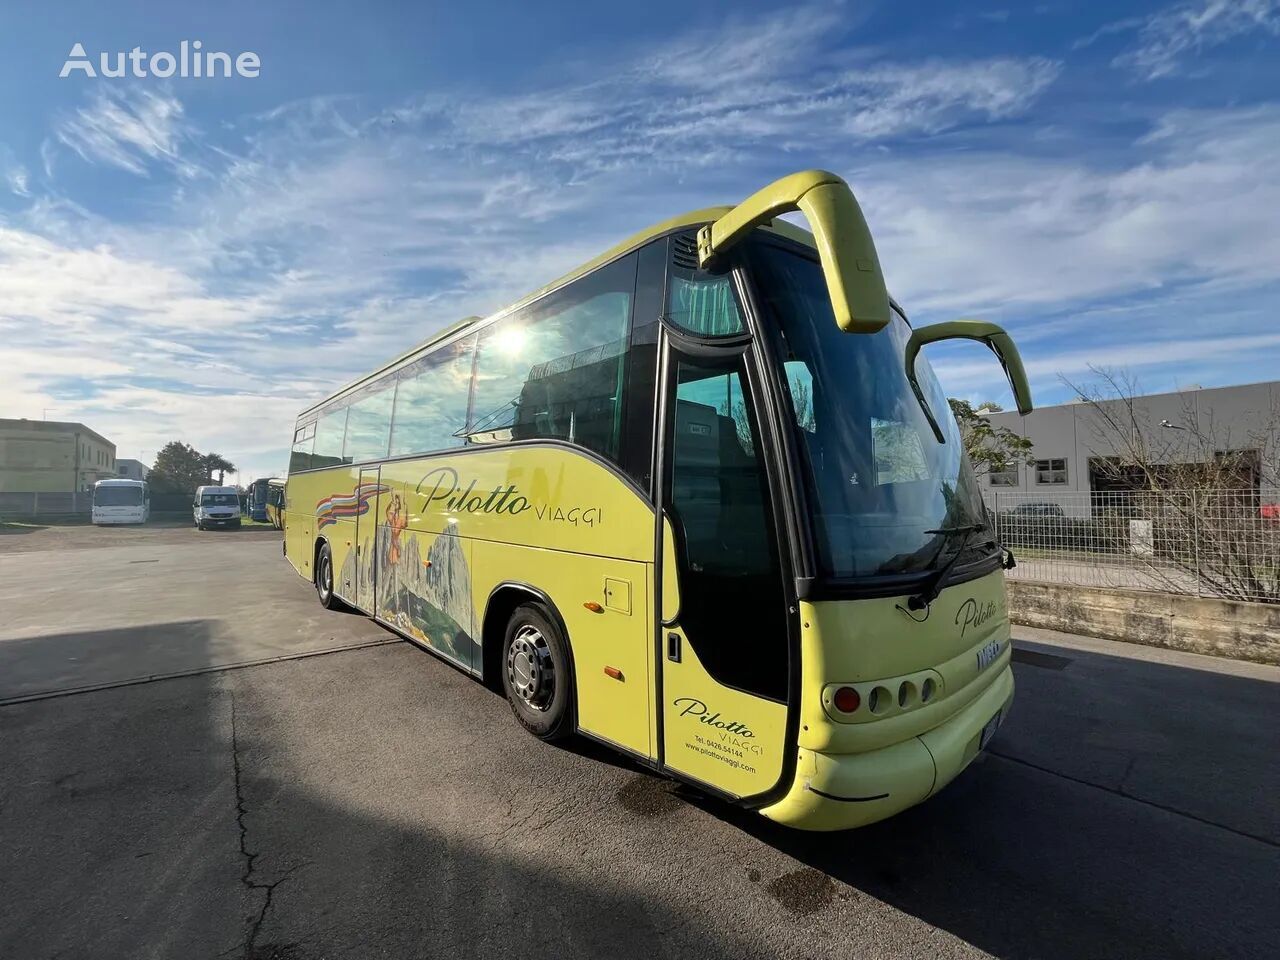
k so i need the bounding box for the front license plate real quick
[976,639,1002,671]
[979,710,1002,750]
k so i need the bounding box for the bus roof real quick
[95,478,145,486]
[298,206,817,419]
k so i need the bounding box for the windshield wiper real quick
[906,523,985,611]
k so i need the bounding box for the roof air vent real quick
[671,233,700,270]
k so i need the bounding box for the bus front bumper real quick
[759,664,1014,832]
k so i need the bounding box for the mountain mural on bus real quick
[380,525,477,669]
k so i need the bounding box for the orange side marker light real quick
[603,666,624,681]
[583,601,604,613]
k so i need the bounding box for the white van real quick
[92,479,150,525]
[193,485,242,530]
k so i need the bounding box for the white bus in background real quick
[91,479,150,525]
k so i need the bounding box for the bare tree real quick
[1063,366,1280,604]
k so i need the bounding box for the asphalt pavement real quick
[1,523,1277,960]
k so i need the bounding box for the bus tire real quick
[315,541,343,610]
[501,603,573,742]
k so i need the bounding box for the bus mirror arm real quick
[696,170,891,335]
[904,320,1034,443]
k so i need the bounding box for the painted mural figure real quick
[386,493,407,566]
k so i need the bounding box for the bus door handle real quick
[666,632,681,663]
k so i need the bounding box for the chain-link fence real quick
[984,489,1280,604]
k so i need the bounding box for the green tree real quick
[149,441,209,494]
[203,452,236,484]
[948,399,1034,475]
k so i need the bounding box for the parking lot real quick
[1,524,1277,960]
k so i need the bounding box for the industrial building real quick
[115,458,151,482]
[0,419,118,492]
[981,380,1280,512]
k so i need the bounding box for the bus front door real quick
[657,340,793,801]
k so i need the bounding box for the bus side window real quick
[311,409,349,470]
[290,422,316,473]
[467,252,638,464]
[619,238,666,494]
[342,383,395,464]
[389,334,476,457]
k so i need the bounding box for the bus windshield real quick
[94,485,144,506]
[750,241,990,580]
[201,493,239,506]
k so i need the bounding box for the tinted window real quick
[343,383,395,463]
[467,253,636,461]
[289,422,315,473]
[619,238,666,492]
[312,408,348,468]
[389,334,477,456]
[665,235,744,337]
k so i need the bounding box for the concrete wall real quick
[1008,580,1280,666]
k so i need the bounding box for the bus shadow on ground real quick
[694,645,1280,960]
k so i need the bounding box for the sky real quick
[1,0,1278,483]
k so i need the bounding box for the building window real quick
[1035,458,1068,485]
[989,465,1019,486]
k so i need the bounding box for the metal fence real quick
[983,489,1280,604]
[0,491,203,519]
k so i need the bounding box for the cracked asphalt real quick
[1,525,1278,959]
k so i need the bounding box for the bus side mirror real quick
[905,319,1033,442]
[698,170,891,335]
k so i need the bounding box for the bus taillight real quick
[833,686,861,713]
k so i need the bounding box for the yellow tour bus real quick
[282,170,1032,831]
[265,477,286,530]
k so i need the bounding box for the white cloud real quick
[55,88,201,178]
[388,7,1059,172]
[1109,0,1280,79]
[3,5,1276,476]
[864,106,1280,318]
[5,165,29,197]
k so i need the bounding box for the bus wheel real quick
[502,603,572,742]
[315,542,342,610]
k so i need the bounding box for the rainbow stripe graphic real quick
[316,480,390,529]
